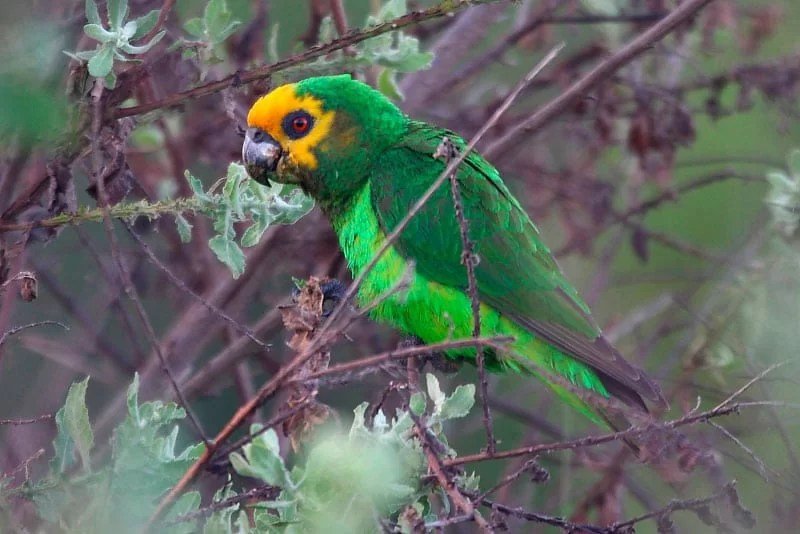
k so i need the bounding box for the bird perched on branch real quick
[242,74,666,429]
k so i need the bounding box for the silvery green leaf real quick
[377,0,407,20]
[184,17,205,38]
[84,23,116,43]
[175,214,193,243]
[132,9,159,40]
[230,427,293,489]
[106,0,128,30]
[439,384,475,421]
[208,235,245,278]
[240,217,269,247]
[120,20,137,40]
[377,68,403,101]
[426,373,445,412]
[87,44,115,77]
[85,0,102,25]
[409,391,427,416]
[120,31,164,55]
[62,377,94,472]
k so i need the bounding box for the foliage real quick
[1,374,476,532]
[184,163,315,278]
[276,0,433,100]
[181,0,242,77]
[2,375,203,533]
[65,0,166,88]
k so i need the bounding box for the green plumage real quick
[250,75,665,426]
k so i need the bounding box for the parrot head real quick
[242,75,407,209]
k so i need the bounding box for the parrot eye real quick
[283,110,314,139]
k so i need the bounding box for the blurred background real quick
[2,0,800,531]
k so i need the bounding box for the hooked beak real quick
[242,127,282,186]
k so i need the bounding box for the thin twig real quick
[114,0,504,119]
[88,82,208,446]
[436,135,496,454]
[296,335,514,384]
[140,0,176,43]
[0,414,53,425]
[412,413,493,533]
[484,0,718,159]
[0,321,68,349]
[124,223,270,351]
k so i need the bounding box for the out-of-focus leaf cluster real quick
[65,0,166,88]
[5,375,202,533]
[1,374,477,532]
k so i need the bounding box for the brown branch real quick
[296,335,514,384]
[484,0,718,159]
[442,398,769,468]
[435,135,496,454]
[141,0,176,43]
[0,414,53,425]
[114,0,504,119]
[412,413,493,532]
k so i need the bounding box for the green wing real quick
[371,121,664,409]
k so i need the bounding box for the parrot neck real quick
[328,183,408,282]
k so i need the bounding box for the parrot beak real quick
[242,127,282,186]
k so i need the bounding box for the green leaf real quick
[439,384,475,421]
[62,377,94,472]
[132,9,160,40]
[185,171,211,202]
[84,23,116,43]
[204,0,237,43]
[377,68,404,101]
[208,235,245,278]
[175,214,193,243]
[184,17,205,38]
[120,31,165,55]
[85,0,102,25]
[425,373,445,411]
[240,218,268,247]
[164,491,201,534]
[50,405,76,474]
[103,69,117,89]
[126,372,141,427]
[106,0,129,30]
[230,427,293,489]
[409,392,427,416]
[87,44,115,77]
[377,0,407,20]
[120,20,137,40]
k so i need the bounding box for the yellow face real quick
[244,83,336,181]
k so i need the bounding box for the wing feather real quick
[371,122,665,409]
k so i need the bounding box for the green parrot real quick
[242,74,665,427]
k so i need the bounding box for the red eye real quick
[292,116,309,134]
[283,111,314,139]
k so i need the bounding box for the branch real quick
[435,135,496,454]
[484,0,718,159]
[114,0,505,119]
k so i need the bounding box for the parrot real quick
[241,74,666,427]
